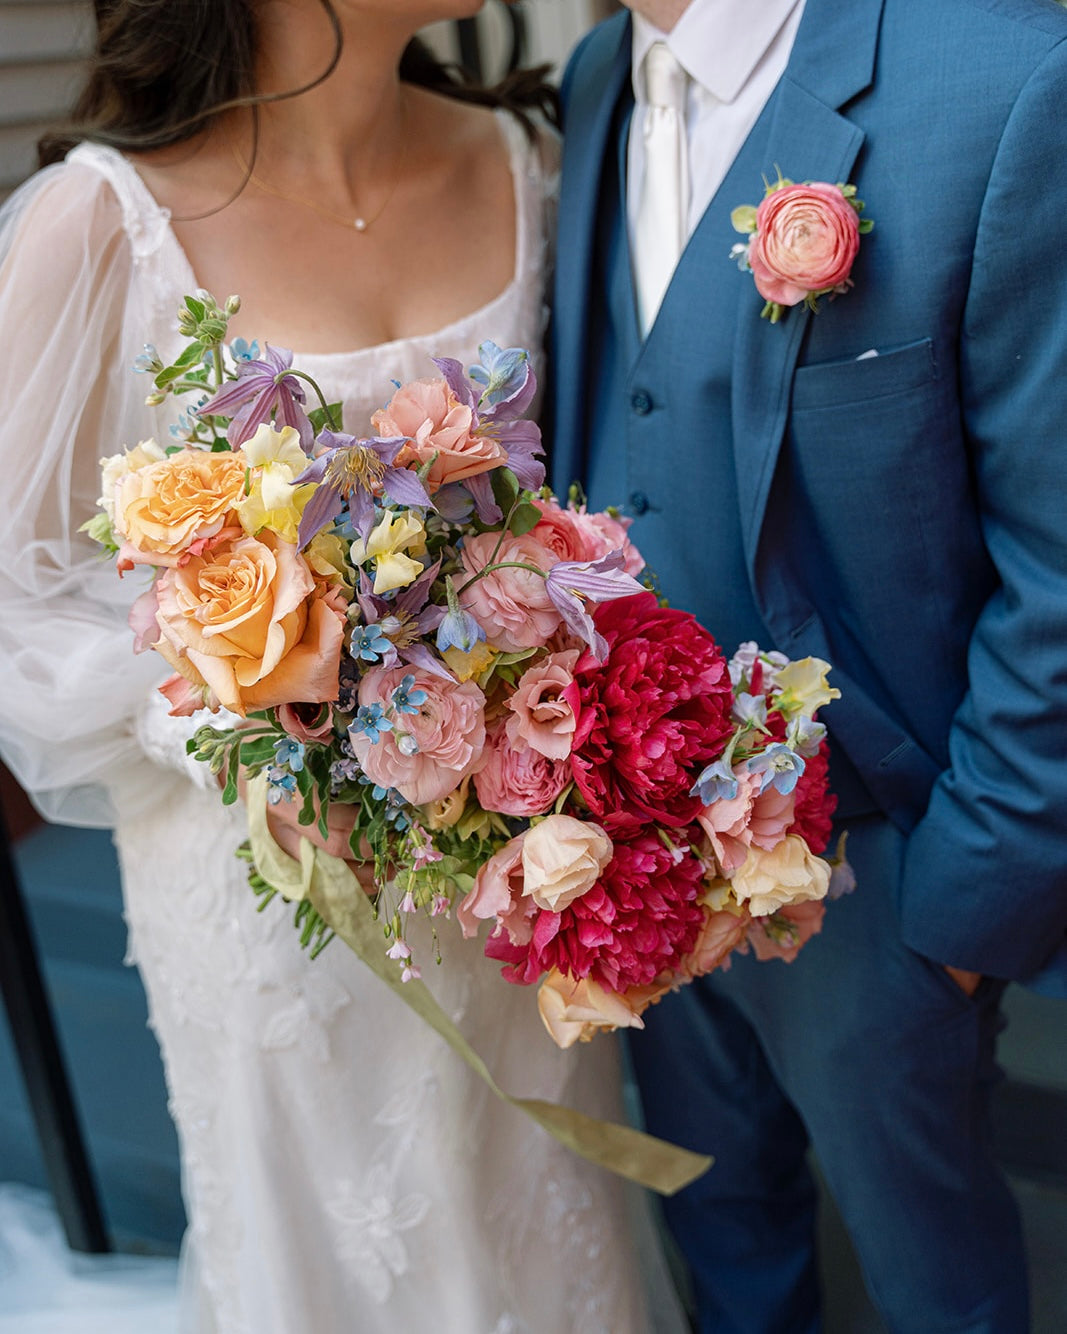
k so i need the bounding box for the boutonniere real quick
[730,174,873,323]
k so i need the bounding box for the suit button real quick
[629,491,650,515]
[630,389,653,415]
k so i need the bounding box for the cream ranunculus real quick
[114,446,247,566]
[520,814,613,913]
[730,834,831,917]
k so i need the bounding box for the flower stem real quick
[455,560,547,597]
[279,368,340,430]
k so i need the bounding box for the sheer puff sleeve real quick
[0,157,187,826]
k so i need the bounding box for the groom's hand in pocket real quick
[944,965,982,997]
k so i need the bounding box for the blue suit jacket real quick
[550,0,1067,987]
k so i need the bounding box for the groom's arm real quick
[899,36,1067,980]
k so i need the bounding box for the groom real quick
[550,0,1067,1329]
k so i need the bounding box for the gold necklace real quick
[232,115,407,234]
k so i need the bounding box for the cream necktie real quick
[633,41,690,337]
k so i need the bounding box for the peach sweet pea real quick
[350,665,486,806]
[748,181,861,309]
[152,527,346,716]
[677,901,752,982]
[114,447,248,567]
[730,834,831,917]
[520,813,613,913]
[371,377,505,490]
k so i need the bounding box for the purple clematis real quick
[296,429,433,548]
[431,342,546,524]
[544,550,644,663]
[197,344,313,450]
[355,560,451,679]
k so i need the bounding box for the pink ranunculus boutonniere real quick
[730,173,873,323]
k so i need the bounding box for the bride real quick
[0,2,688,1331]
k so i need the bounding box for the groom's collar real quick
[630,0,805,106]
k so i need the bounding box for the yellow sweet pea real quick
[350,510,427,594]
[773,657,840,718]
[238,424,313,541]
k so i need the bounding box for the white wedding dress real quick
[0,115,687,1334]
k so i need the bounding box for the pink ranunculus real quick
[371,377,505,491]
[578,508,644,577]
[571,592,734,833]
[677,903,752,982]
[749,182,861,308]
[531,498,644,577]
[456,833,537,945]
[457,530,562,651]
[473,722,571,818]
[350,666,486,806]
[748,898,826,963]
[505,649,581,760]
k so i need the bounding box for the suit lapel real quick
[551,15,632,490]
[732,0,884,585]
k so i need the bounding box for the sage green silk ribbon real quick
[246,775,711,1196]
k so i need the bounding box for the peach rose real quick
[505,650,581,760]
[456,832,536,943]
[537,970,652,1049]
[749,898,826,964]
[457,531,561,651]
[749,182,861,308]
[153,528,345,716]
[730,834,831,917]
[350,665,486,806]
[114,448,248,566]
[677,903,752,982]
[521,813,613,913]
[371,378,505,490]
[473,723,570,818]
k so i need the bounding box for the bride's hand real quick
[255,779,379,896]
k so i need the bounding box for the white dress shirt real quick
[627,0,806,256]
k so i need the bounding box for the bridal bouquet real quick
[89,291,845,1050]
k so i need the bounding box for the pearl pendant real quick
[353,217,367,232]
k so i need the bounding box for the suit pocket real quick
[791,337,937,411]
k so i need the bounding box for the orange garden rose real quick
[152,528,346,716]
[114,447,248,566]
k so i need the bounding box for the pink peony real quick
[371,378,505,491]
[486,827,706,994]
[570,592,734,832]
[350,665,486,805]
[749,182,861,308]
[457,530,562,651]
[748,898,826,963]
[473,722,571,818]
[505,650,581,760]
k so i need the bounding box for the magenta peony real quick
[569,592,734,832]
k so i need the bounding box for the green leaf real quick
[184,295,206,322]
[730,204,758,235]
[222,745,240,805]
[173,341,206,368]
[490,466,520,512]
[508,500,542,537]
[308,402,343,435]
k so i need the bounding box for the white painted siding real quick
[0,1,94,196]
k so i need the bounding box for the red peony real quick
[569,593,733,832]
[486,827,707,993]
[787,741,836,855]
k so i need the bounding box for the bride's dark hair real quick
[38,0,557,167]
